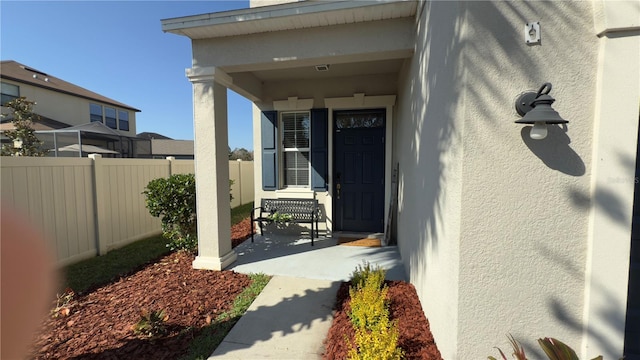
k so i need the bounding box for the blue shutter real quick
[261,111,278,190]
[311,108,328,191]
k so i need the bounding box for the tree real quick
[1,97,48,157]
[229,147,253,161]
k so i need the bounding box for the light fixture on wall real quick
[515,82,567,140]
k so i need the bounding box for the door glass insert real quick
[335,109,385,129]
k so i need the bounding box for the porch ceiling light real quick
[515,82,567,140]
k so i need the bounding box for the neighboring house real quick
[162,1,640,358]
[136,132,195,159]
[0,60,141,156]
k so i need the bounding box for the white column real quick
[582,2,640,356]
[187,67,237,270]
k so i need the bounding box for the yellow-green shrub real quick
[347,262,404,360]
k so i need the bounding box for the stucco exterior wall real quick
[393,2,465,358]
[394,1,607,358]
[1,79,136,136]
[457,2,597,357]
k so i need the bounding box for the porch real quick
[229,233,406,282]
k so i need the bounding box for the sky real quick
[0,0,255,150]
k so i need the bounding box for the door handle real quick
[336,183,341,200]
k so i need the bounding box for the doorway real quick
[333,109,385,232]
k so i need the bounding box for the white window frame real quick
[280,111,311,188]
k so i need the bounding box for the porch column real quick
[187,67,237,270]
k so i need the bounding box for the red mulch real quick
[29,219,255,360]
[28,218,440,359]
[323,281,443,360]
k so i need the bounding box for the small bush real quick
[347,262,403,360]
[348,274,389,330]
[143,174,197,252]
[132,308,169,338]
[143,175,237,253]
[489,334,603,360]
[350,261,385,289]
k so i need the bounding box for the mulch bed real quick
[323,281,443,360]
[29,218,441,359]
[29,219,254,360]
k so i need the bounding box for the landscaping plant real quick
[347,262,403,360]
[267,211,292,223]
[489,334,603,360]
[132,308,169,338]
[143,175,236,252]
[144,173,198,252]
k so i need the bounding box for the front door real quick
[334,109,385,232]
[625,113,640,358]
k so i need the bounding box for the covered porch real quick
[161,1,416,271]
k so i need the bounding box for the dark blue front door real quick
[625,113,640,359]
[334,109,385,232]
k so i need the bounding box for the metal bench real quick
[251,198,320,245]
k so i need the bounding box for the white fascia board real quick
[161,0,415,38]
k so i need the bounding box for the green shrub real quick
[350,261,385,289]
[143,175,236,252]
[267,212,292,223]
[347,262,403,360]
[132,308,168,338]
[489,334,603,360]
[143,174,198,252]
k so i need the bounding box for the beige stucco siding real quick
[394,1,602,358]
[1,79,136,136]
[393,2,465,358]
[457,1,596,357]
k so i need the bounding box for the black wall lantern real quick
[515,82,568,140]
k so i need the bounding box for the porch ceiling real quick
[244,58,405,82]
[162,0,419,40]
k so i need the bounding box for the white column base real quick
[192,250,238,271]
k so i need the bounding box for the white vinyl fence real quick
[1,156,254,266]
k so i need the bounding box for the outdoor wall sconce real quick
[515,82,568,140]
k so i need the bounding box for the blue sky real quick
[1,0,254,150]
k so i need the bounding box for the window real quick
[90,103,103,123]
[1,82,19,105]
[118,110,129,131]
[281,112,310,187]
[104,107,117,129]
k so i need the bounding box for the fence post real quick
[236,159,243,206]
[166,156,175,176]
[89,154,108,256]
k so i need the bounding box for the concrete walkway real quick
[208,234,406,359]
[210,276,340,359]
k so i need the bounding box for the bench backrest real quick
[261,198,319,221]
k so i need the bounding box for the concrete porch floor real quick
[227,233,407,282]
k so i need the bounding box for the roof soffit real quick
[162,0,419,40]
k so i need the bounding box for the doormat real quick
[337,237,381,247]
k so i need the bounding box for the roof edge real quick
[161,0,416,37]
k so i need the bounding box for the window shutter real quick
[310,108,328,191]
[261,111,278,190]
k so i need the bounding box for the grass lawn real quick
[64,201,256,295]
[57,201,267,359]
[182,272,271,360]
[231,201,254,226]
